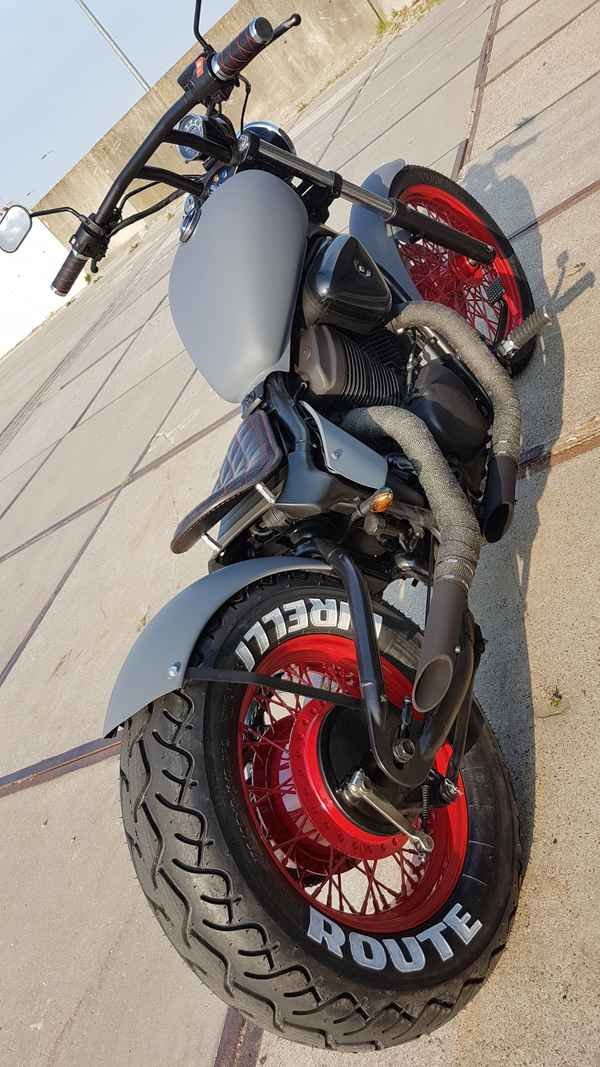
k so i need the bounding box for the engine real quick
[297,231,492,490]
[296,324,408,409]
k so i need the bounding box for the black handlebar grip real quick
[211,17,273,80]
[51,250,87,296]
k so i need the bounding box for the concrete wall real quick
[34,0,398,246]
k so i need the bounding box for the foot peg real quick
[485,277,505,305]
[497,305,552,360]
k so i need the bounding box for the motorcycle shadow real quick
[465,146,594,869]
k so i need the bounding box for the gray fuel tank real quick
[169,169,308,403]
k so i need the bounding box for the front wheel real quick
[120,575,521,1050]
[392,165,536,375]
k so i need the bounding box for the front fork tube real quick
[319,542,476,790]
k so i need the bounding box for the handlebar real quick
[177,16,274,95]
[51,249,87,296]
[211,16,273,79]
[49,9,494,297]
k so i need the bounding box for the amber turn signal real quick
[370,487,394,512]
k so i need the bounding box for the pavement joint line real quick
[335,54,479,173]
[314,21,398,167]
[68,294,169,428]
[484,0,600,87]
[473,65,600,158]
[0,291,168,526]
[371,0,493,96]
[0,224,171,454]
[519,415,600,476]
[0,347,186,511]
[0,269,155,455]
[0,292,123,453]
[288,0,459,147]
[496,0,544,36]
[3,414,600,796]
[75,348,187,428]
[509,175,600,241]
[0,437,63,527]
[0,367,196,688]
[332,3,495,144]
[459,0,502,171]
[0,404,240,568]
[0,495,118,689]
[57,325,146,391]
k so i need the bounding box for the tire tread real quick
[120,575,522,1049]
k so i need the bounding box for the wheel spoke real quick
[237,640,468,932]
[396,188,522,343]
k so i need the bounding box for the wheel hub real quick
[237,634,469,932]
[288,701,407,861]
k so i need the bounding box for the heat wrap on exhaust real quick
[341,303,522,711]
[395,301,521,463]
[342,406,481,588]
[342,403,479,712]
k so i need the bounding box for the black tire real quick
[391,164,536,375]
[120,574,521,1051]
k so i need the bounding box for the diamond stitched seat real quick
[170,409,283,554]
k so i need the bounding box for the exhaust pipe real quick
[343,304,522,717]
[342,405,480,715]
[412,579,467,713]
[417,611,475,760]
[481,452,517,543]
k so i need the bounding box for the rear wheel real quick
[120,575,521,1050]
[391,165,535,375]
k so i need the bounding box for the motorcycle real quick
[1,2,552,1050]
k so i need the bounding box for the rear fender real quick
[349,160,421,302]
[104,557,330,736]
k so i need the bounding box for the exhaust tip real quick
[483,500,514,543]
[413,654,454,714]
[482,454,517,544]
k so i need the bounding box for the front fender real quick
[348,159,421,301]
[104,557,330,736]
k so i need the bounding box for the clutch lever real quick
[272,13,301,41]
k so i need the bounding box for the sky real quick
[1,0,233,206]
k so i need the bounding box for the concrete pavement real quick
[1,0,599,1063]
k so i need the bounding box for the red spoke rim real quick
[396,183,524,344]
[237,635,468,933]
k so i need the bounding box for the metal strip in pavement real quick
[0,737,121,799]
[459,0,502,170]
[337,54,480,173]
[213,1008,263,1067]
[519,415,600,476]
[451,139,468,181]
[509,177,600,241]
[3,412,600,798]
[292,0,480,145]
[485,0,600,88]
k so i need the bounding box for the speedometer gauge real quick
[176,113,206,162]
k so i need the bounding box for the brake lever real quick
[272,12,301,41]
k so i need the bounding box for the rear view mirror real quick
[0,204,32,253]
